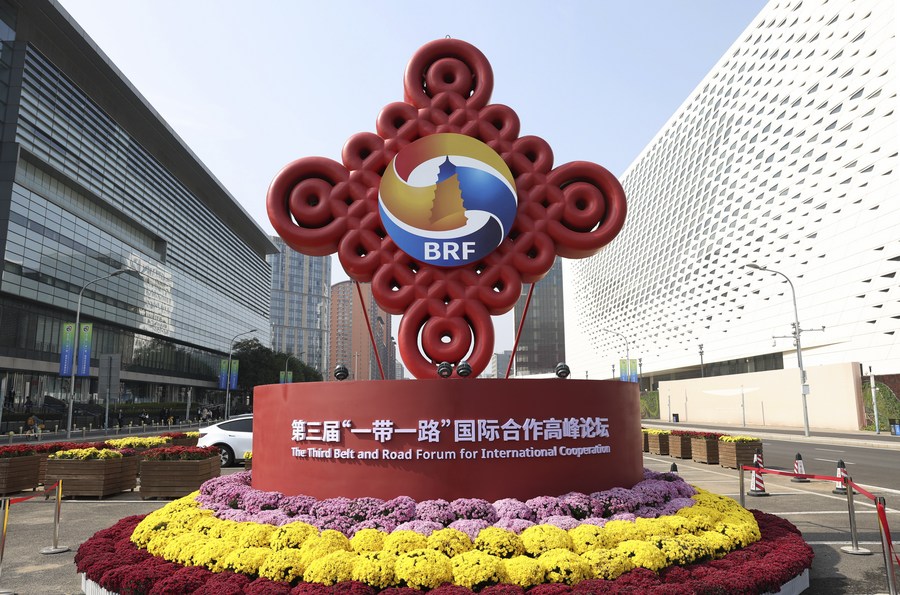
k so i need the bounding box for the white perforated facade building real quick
[565,0,898,383]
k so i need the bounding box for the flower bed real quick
[645,430,669,455]
[668,431,693,460]
[139,446,221,499]
[46,448,138,498]
[0,446,40,494]
[688,432,725,465]
[161,431,200,447]
[718,436,762,470]
[75,489,813,594]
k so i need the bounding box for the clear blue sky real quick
[57,0,767,353]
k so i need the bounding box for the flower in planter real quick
[160,431,189,439]
[719,435,761,443]
[244,450,253,460]
[49,447,123,460]
[0,444,38,458]
[644,429,671,435]
[107,436,172,449]
[142,446,219,461]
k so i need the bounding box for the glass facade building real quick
[566,0,898,386]
[0,0,275,413]
[268,236,330,374]
[514,257,565,376]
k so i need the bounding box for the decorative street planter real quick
[45,457,138,498]
[139,457,220,499]
[669,434,693,459]
[719,438,763,469]
[642,430,649,453]
[137,446,221,499]
[0,453,41,494]
[647,431,670,455]
[691,437,720,465]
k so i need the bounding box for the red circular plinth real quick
[252,378,642,501]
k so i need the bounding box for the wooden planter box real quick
[642,432,649,453]
[647,434,670,455]
[46,458,138,498]
[669,435,692,459]
[719,441,762,469]
[171,437,199,447]
[691,438,719,465]
[139,457,220,499]
[0,455,41,494]
[244,459,252,471]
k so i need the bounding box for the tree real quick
[231,338,323,391]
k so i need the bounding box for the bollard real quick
[791,452,810,483]
[833,460,848,495]
[40,480,69,555]
[748,458,769,497]
[739,466,746,508]
[5,432,11,445]
[876,496,898,595]
[669,463,678,474]
[0,497,11,595]
[840,476,871,555]
[81,427,87,439]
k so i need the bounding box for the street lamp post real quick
[283,352,304,383]
[600,328,630,382]
[224,329,257,419]
[745,263,811,437]
[638,358,643,391]
[68,268,135,439]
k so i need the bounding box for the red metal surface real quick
[266,39,627,378]
[252,379,643,501]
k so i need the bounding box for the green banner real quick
[76,323,93,376]
[59,322,76,376]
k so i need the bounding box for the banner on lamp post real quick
[229,360,239,390]
[59,322,76,376]
[218,359,228,390]
[286,371,293,383]
[619,358,627,382]
[629,359,638,383]
[76,323,93,377]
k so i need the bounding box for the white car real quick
[197,414,253,467]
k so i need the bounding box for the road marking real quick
[854,482,900,496]
[813,458,854,464]
[776,510,900,515]
[814,448,846,453]
[806,541,885,546]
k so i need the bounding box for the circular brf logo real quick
[379,133,517,267]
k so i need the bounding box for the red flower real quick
[148,566,214,595]
[142,445,218,461]
[0,444,37,458]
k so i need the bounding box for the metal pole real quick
[699,343,704,377]
[745,264,810,436]
[875,496,898,594]
[739,467,745,508]
[40,480,68,554]
[870,367,881,435]
[741,385,746,427]
[224,329,256,420]
[0,498,9,593]
[840,476,871,555]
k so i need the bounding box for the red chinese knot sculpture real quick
[267,39,627,379]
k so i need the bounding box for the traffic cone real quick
[832,459,848,494]
[791,452,810,483]
[669,463,678,474]
[747,458,769,497]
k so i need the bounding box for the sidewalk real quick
[641,419,900,451]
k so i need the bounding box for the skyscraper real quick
[330,281,394,380]
[268,236,331,374]
[0,0,275,408]
[514,257,565,376]
[567,0,897,383]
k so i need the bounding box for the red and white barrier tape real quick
[7,481,59,505]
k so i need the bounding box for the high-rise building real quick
[329,281,394,380]
[268,236,330,374]
[488,350,513,379]
[0,0,275,410]
[567,0,897,384]
[514,257,565,376]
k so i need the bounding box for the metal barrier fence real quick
[739,463,898,595]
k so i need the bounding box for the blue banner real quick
[218,359,228,390]
[76,323,93,376]
[59,322,75,376]
[229,360,239,390]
